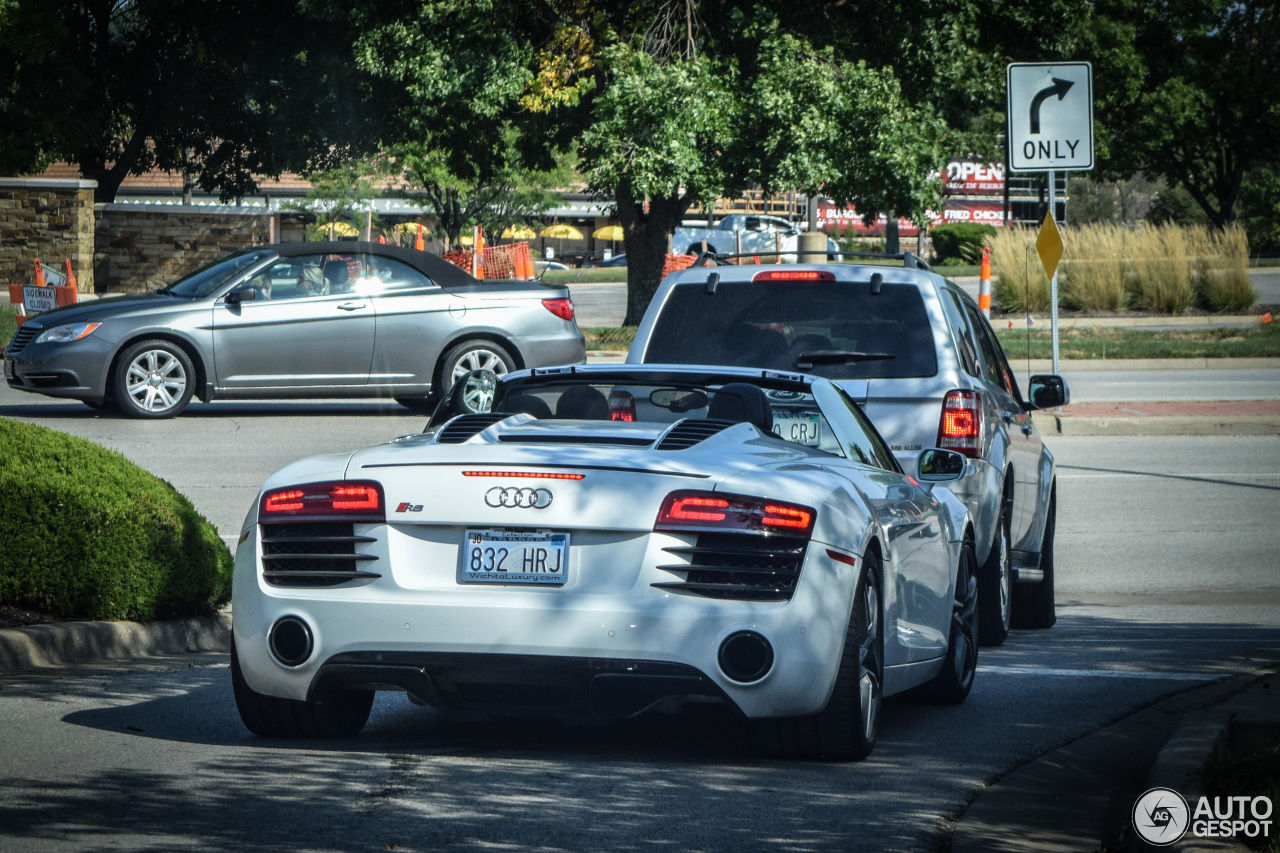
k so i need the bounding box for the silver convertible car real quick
[231,364,979,760]
[3,242,586,417]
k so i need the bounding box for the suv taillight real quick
[259,480,385,522]
[655,490,815,536]
[937,390,982,457]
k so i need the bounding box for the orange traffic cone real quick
[414,224,425,251]
[33,258,46,287]
[64,259,78,290]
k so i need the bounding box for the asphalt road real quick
[1,391,1277,851]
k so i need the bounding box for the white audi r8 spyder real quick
[231,364,979,760]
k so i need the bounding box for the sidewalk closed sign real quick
[1006,62,1094,172]
[23,285,56,312]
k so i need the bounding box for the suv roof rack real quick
[684,249,933,272]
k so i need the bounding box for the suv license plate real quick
[772,410,824,447]
[460,530,569,585]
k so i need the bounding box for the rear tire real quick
[1012,486,1057,630]
[231,640,372,739]
[394,394,438,413]
[437,339,514,396]
[754,552,883,761]
[911,540,978,704]
[977,494,1012,647]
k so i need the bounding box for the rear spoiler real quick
[684,249,933,271]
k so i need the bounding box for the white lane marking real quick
[979,665,1223,681]
[1057,473,1280,480]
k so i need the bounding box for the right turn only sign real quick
[1007,62,1094,172]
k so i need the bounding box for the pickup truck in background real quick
[673,214,839,257]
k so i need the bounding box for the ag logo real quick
[485,487,553,509]
[1133,787,1190,846]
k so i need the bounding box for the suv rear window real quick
[643,280,938,379]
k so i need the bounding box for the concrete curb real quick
[1135,673,1279,853]
[951,672,1274,853]
[1032,412,1280,437]
[0,612,230,673]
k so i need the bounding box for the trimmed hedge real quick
[0,418,232,621]
[931,223,997,265]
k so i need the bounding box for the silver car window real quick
[365,256,437,292]
[942,289,981,376]
[167,250,275,297]
[264,254,363,300]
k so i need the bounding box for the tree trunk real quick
[616,181,692,327]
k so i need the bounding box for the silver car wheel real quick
[858,580,882,742]
[996,524,1010,629]
[450,347,510,385]
[125,349,188,413]
[978,506,1013,647]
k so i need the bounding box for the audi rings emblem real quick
[485,487,554,509]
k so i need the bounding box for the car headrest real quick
[500,394,553,419]
[555,385,609,420]
[323,260,349,284]
[707,383,774,433]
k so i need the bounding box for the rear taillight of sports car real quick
[257,481,384,587]
[541,298,575,321]
[655,491,815,534]
[653,490,814,602]
[937,390,982,457]
[260,481,385,521]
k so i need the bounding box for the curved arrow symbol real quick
[1029,77,1074,134]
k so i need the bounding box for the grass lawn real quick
[1,305,17,348]
[994,323,1280,360]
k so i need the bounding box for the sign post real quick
[1007,61,1094,376]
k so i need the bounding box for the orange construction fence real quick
[442,242,537,280]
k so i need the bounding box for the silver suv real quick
[628,254,1068,645]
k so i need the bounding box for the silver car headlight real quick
[35,322,102,343]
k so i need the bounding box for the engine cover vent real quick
[655,419,734,451]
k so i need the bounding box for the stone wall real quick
[0,178,97,292]
[94,204,271,293]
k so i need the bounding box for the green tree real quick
[342,1,946,324]
[284,161,379,241]
[1068,0,1279,228]
[386,136,570,250]
[0,0,378,202]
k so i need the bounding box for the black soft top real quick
[268,241,480,288]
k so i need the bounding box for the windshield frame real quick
[165,249,279,298]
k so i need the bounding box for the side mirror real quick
[225,284,256,304]
[1027,374,1070,410]
[918,448,967,482]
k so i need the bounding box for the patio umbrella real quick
[502,224,538,240]
[540,224,584,240]
[324,221,358,239]
[592,225,625,241]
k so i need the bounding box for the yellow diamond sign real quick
[1036,212,1064,279]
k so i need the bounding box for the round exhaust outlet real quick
[269,616,314,667]
[718,631,774,683]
